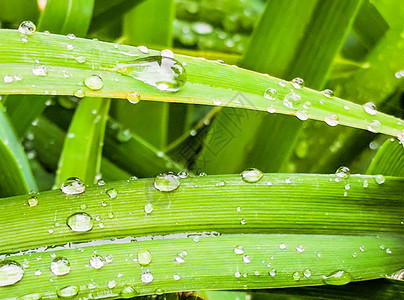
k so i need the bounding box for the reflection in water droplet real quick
[0,261,24,287]
[322,270,353,285]
[141,271,153,283]
[269,269,276,277]
[138,249,152,266]
[375,174,385,184]
[154,172,180,192]
[324,114,339,126]
[32,65,47,77]
[283,92,302,109]
[18,21,36,34]
[50,257,70,276]
[321,89,334,98]
[242,255,251,264]
[84,75,103,90]
[293,271,301,280]
[90,255,105,269]
[61,177,85,195]
[363,102,377,115]
[106,188,118,199]
[291,77,304,89]
[177,171,189,179]
[66,212,93,232]
[335,166,350,179]
[127,92,140,104]
[57,285,79,298]
[367,120,381,133]
[234,246,244,254]
[28,196,38,207]
[241,168,263,183]
[114,56,186,92]
[264,88,276,100]
[304,269,311,278]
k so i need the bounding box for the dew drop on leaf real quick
[0,261,24,287]
[241,168,263,183]
[106,188,118,199]
[161,49,174,58]
[283,92,302,109]
[32,65,48,77]
[154,172,180,192]
[144,203,153,214]
[335,166,350,179]
[28,196,38,207]
[50,257,70,276]
[324,113,339,126]
[291,77,304,89]
[321,89,334,98]
[89,255,105,269]
[322,270,353,285]
[66,212,93,232]
[84,75,103,90]
[61,177,85,195]
[234,246,244,254]
[127,92,140,104]
[56,285,79,298]
[264,88,276,100]
[137,249,152,266]
[18,21,36,34]
[292,271,301,280]
[363,102,377,115]
[141,271,153,283]
[375,174,385,184]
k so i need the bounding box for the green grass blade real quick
[0,0,39,24]
[0,104,37,196]
[366,139,404,176]
[0,173,402,297]
[54,98,110,186]
[0,29,403,139]
[194,0,363,174]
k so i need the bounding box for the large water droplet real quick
[335,166,350,179]
[114,56,186,92]
[56,285,79,298]
[50,257,70,276]
[84,75,103,90]
[291,77,304,89]
[137,249,152,266]
[28,196,38,207]
[322,270,353,285]
[375,174,385,184]
[241,168,263,183]
[324,114,339,126]
[153,172,180,192]
[61,177,85,195]
[18,21,36,34]
[90,255,104,269]
[32,65,47,77]
[363,102,377,115]
[283,92,302,109]
[0,261,24,287]
[66,212,93,232]
[141,271,153,283]
[303,269,312,278]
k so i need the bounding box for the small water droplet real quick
[267,106,276,113]
[264,88,276,100]
[57,285,79,298]
[108,280,116,289]
[144,203,153,214]
[127,92,140,104]
[138,46,149,54]
[367,120,381,133]
[75,56,86,64]
[67,33,76,40]
[375,174,385,184]
[177,171,189,178]
[18,21,36,34]
[240,218,246,225]
[120,285,138,297]
[269,269,276,277]
[241,168,263,183]
[335,166,350,179]
[84,75,103,90]
[61,177,85,195]
[137,249,152,266]
[28,196,38,207]
[291,77,304,89]
[50,257,70,276]
[73,89,85,98]
[114,56,186,92]
[106,188,117,199]
[296,245,304,253]
[322,270,353,285]
[296,110,309,121]
[154,172,180,192]
[161,49,174,58]
[363,102,377,115]
[105,254,113,263]
[324,114,339,126]
[66,43,74,50]
[66,212,93,232]
[359,246,365,252]
[234,246,244,255]
[3,75,13,83]
[386,248,392,254]
[292,271,301,280]
[141,271,153,283]
[235,271,241,278]
[242,255,251,264]
[0,261,24,287]
[321,89,334,98]
[90,255,104,269]
[279,243,287,249]
[32,65,47,77]
[34,270,41,276]
[283,92,302,109]
[173,274,180,280]
[303,269,311,278]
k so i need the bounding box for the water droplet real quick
[141,271,153,283]
[28,196,38,207]
[303,269,311,278]
[114,56,187,92]
[32,65,47,77]
[264,88,276,100]
[279,243,287,249]
[324,114,339,126]
[240,219,246,225]
[161,49,174,58]
[154,172,180,192]
[241,168,263,183]
[105,254,113,263]
[73,89,85,98]
[0,261,24,287]
[106,188,117,199]
[144,203,153,214]
[174,255,185,264]
[234,246,244,254]
[3,75,13,83]
[137,249,152,266]
[386,269,404,281]
[61,177,85,195]
[296,245,304,253]
[18,293,43,300]
[335,166,350,179]
[67,33,75,40]
[177,171,189,179]
[126,92,140,104]
[57,285,79,298]
[66,43,74,50]
[242,255,251,264]
[18,21,36,34]
[66,212,93,232]
[359,246,365,252]
[34,270,41,276]
[90,255,104,269]
[283,92,302,109]
[291,77,304,89]
[363,180,368,188]
[296,110,309,121]
[75,56,86,64]
[267,106,276,113]
[386,248,392,254]
[50,257,70,276]
[322,270,353,285]
[363,102,377,115]
[375,174,385,184]
[120,285,138,297]
[108,280,116,289]
[292,271,301,280]
[173,274,180,280]
[84,75,103,90]
[269,269,276,277]
[321,89,334,98]
[138,46,149,54]
[367,120,381,133]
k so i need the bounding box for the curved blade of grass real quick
[0,0,39,24]
[54,97,110,186]
[193,0,363,174]
[0,30,403,139]
[0,104,37,196]
[366,138,404,176]
[0,173,403,297]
